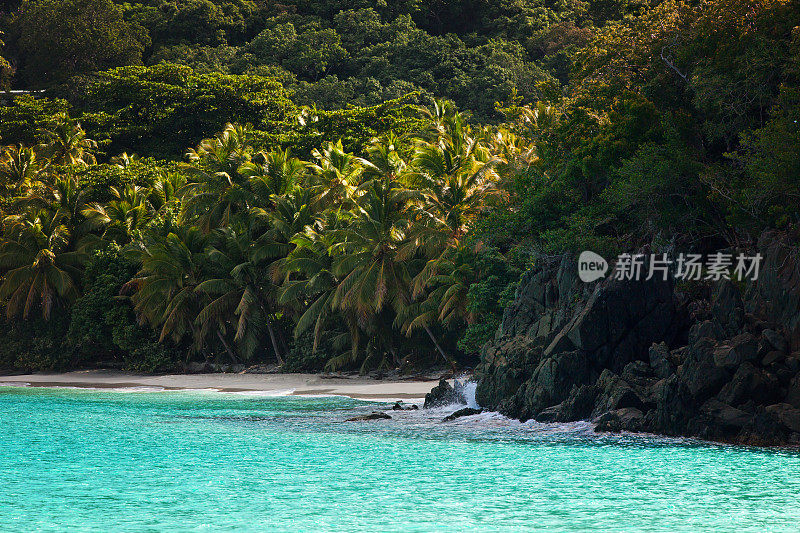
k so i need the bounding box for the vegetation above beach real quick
[0,0,797,373]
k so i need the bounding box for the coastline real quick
[0,370,437,401]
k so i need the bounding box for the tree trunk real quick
[254,290,285,365]
[265,316,284,365]
[423,324,454,370]
[216,330,239,365]
[277,323,289,354]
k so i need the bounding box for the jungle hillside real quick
[0,0,797,373]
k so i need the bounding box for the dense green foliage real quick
[0,0,798,373]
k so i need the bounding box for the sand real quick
[0,370,439,401]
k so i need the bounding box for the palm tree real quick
[408,107,503,251]
[180,123,254,232]
[37,114,97,167]
[15,175,93,239]
[110,152,140,168]
[250,187,324,361]
[123,227,209,353]
[82,185,152,244]
[150,172,186,215]
[329,140,453,366]
[242,148,306,204]
[276,217,360,357]
[403,245,477,335]
[403,110,503,340]
[417,98,460,140]
[195,228,286,364]
[307,140,362,210]
[0,144,42,194]
[0,208,90,320]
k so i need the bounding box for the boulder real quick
[711,280,745,338]
[716,362,780,407]
[520,350,591,417]
[762,351,786,366]
[241,364,281,374]
[745,231,800,351]
[765,403,800,433]
[688,320,722,345]
[649,342,674,379]
[592,370,646,418]
[712,333,758,369]
[651,374,694,434]
[536,384,597,422]
[185,362,209,374]
[699,399,751,435]
[442,407,483,422]
[786,375,800,408]
[762,329,789,353]
[680,337,731,401]
[548,266,675,372]
[391,402,418,411]
[345,411,391,421]
[594,408,646,433]
[424,379,462,408]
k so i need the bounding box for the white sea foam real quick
[225,388,297,397]
[462,381,479,409]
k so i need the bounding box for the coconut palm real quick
[83,185,152,244]
[330,141,452,366]
[110,152,140,168]
[403,245,477,335]
[0,208,90,320]
[409,108,503,245]
[0,144,43,194]
[275,213,362,358]
[15,174,93,237]
[180,123,254,231]
[123,227,209,352]
[150,172,186,214]
[241,148,306,204]
[307,140,362,209]
[195,227,287,364]
[37,115,97,167]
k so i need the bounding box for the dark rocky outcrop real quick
[472,232,800,445]
[423,379,463,408]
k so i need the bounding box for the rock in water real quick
[595,408,645,433]
[442,407,482,422]
[424,379,462,408]
[345,412,391,421]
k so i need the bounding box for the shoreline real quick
[0,370,437,401]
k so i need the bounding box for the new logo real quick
[578,251,608,282]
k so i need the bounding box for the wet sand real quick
[0,370,438,401]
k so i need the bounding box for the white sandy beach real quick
[0,370,438,401]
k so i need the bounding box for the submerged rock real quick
[594,408,646,433]
[345,412,391,421]
[391,402,418,410]
[442,407,482,422]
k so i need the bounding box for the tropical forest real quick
[0,0,798,374]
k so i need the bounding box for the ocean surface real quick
[2,386,800,532]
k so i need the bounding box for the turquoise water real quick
[2,387,800,532]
